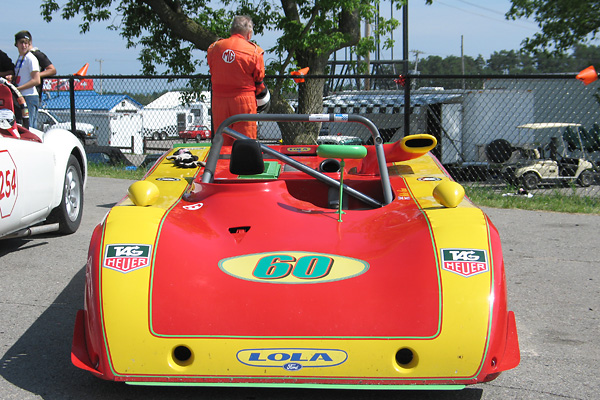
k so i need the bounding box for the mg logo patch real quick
[441,249,489,277]
[103,244,152,273]
[222,49,235,63]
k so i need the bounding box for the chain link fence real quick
[43,73,600,202]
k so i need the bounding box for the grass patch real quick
[466,185,600,214]
[86,163,600,214]
[87,163,146,180]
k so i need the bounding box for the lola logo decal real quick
[285,147,312,153]
[441,249,489,277]
[219,252,369,284]
[103,244,152,273]
[237,348,348,370]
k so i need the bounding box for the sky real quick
[0,0,543,77]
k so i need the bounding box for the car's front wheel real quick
[577,169,593,187]
[521,171,540,190]
[48,155,84,234]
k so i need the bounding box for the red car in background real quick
[179,125,211,142]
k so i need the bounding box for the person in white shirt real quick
[14,30,40,129]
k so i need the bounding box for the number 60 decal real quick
[219,252,369,284]
[254,255,333,279]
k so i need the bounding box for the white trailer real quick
[108,91,211,154]
[141,91,211,140]
[109,112,144,154]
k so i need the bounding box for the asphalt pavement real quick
[0,176,598,400]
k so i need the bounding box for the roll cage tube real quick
[201,114,394,207]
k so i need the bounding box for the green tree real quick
[506,0,600,54]
[571,44,600,70]
[413,54,485,89]
[41,0,405,144]
[487,50,537,74]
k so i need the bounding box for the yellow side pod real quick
[128,181,160,207]
[433,181,465,208]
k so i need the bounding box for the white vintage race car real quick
[0,78,87,239]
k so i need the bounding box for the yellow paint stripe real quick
[98,152,493,381]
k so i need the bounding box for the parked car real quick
[317,124,364,145]
[38,109,98,145]
[85,145,137,170]
[72,113,519,388]
[317,134,363,145]
[0,79,87,239]
[179,124,211,142]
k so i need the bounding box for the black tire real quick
[194,136,200,143]
[486,139,514,164]
[577,169,593,187]
[152,132,160,140]
[48,154,84,234]
[160,132,168,140]
[521,171,540,190]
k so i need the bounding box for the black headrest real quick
[229,139,264,175]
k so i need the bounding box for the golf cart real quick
[499,123,595,190]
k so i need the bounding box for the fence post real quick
[69,77,76,135]
[402,3,410,137]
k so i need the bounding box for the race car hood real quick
[142,179,477,340]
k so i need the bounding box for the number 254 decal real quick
[0,151,18,218]
[219,252,369,284]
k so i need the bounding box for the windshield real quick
[39,110,60,126]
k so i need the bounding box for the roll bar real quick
[201,114,394,207]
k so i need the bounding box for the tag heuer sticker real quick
[441,249,489,277]
[103,244,152,273]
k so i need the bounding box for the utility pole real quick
[461,35,465,89]
[95,58,104,94]
[364,21,371,90]
[411,49,422,74]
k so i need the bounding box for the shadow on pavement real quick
[0,266,484,400]
[0,237,49,256]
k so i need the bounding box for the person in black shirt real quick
[30,46,57,100]
[0,49,14,80]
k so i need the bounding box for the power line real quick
[434,0,537,31]
[454,0,508,16]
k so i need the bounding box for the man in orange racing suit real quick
[207,15,265,145]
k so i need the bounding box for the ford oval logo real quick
[283,363,303,371]
[220,252,369,284]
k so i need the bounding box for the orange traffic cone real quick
[576,65,597,85]
[291,67,309,83]
[75,63,90,77]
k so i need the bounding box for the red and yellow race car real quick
[72,114,519,390]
